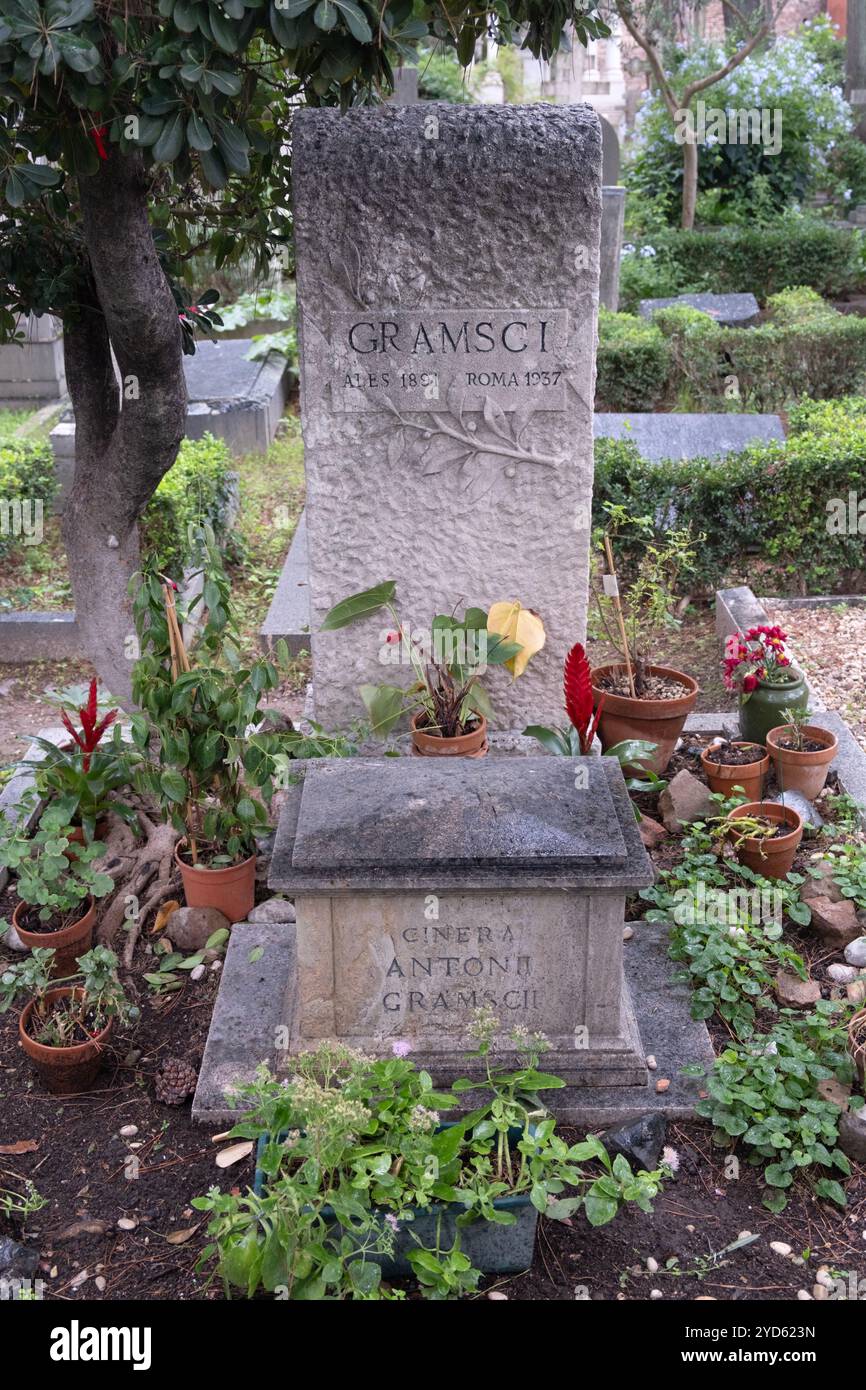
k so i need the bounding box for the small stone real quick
[190,964,206,981]
[646,1256,659,1272]
[838,1108,866,1164]
[646,1054,657,1070]
[809,897,861,949]
[812,1284,829,1301]
[649,1289,663,1300]
[816,1266,833,1288]
[770,1241,792,1257]
[3,924,28,952]
[487,1291,508,1300]
[210,960,222,973]
[844,937,866,968]
[638,816,668,849]
[70,1269,90,1289]
[601,1113,666,1171]
[623,926,634,941]
[847,980,866,1004]
[802,859,844,904]
[117,1217,138,1231]
[817,1077,850,1108]
[164,906,231,951]
[775,971,821,1007]
[0,1236,40,1280]
[827,963,857,984]
[767,790,821,830]
[737,1230,752,1241]
[94,1276,107,1292]
[656,1078,670,1093]
[119,1125,138,1138]
[246,897,297,924]
[686,1225,695,1234]
[659,770,713,833]
[797,1289,813,1301]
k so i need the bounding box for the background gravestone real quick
[600,114,620,186]
[600,187,625,311]
[292,104,603,731]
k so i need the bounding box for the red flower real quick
[564,641,604,755]
[61,677,118,773]
[742,673,758,693]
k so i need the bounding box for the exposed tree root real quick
[96,805,179,960]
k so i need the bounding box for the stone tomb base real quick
[271,755,666,1088]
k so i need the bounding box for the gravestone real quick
[0,314,65,404]
[600,114,620,185]
[390,66,419,103]
[639,292,760,328]
[600,187,625,311]
[270,756,652,1088]
[848,0,866,142]
[595,411,784,461]
[292,103,602,732]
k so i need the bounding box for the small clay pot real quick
[725,800,803,880]
[766,725,838,801]
[65,818,110,852]
[700,742,770,802]
[175,841,256,924]
[590,664,698,775]
[410,712,488,758]
[12,897,95,978]
[19,987,112,1094]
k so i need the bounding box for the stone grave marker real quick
[600,187,625,311]
[639,291,760,328]
[291,103,603,732]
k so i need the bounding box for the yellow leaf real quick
[151,899,181,935]
[487,601,546,679]
[165,1224,201,1245]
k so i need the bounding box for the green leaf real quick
[187,112,213,152]
[249,946,264,964]
[320,581,396,630]
[522,724,570,756]
[332,0,372,42]
[814,1177,847,1207]
[153,110,184,164]
[359,683,405,738]
[159,769,188,804]
[314,0,337,29]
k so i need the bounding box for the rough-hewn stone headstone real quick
[600,187,625,311]
[292,103,602,730]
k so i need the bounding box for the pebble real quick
[210,960,222,973]
[190,964,206,981]
[827,963,857,985]
[738,1230,753,1241]
[797,1289,813,1301]
[686,1224,695,1233]
[94,1276,106,1292]
[246,897,296,924]
[655,1079,670,1093]
[646,1054,657,1070]
[117,1217,138,1231]
[487,1291,508,1300]
[812,1284,829,1301]
[770,1241,792,1257]
[119,1125,138,1138]
[646,1256,659,1272]
[844,937,866,968]
[623,926,634,941]
[70,1270,90,1289]
[649,1289,663,1300]
[816,1266,834,1288]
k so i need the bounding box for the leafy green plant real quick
[688,1005,857,1213]
[0,1179,46,1223]
[143,925,230,995]
[0,436,57,559]
[595,309,670,412]
[128,527,293,866]
[192,1025,663,1300]
[320,583,543,739]
[0,803,114,925]
[0,943,136,1046]
[140,434,237,579]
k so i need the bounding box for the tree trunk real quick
[62,147,186,705]
[681,136,698,230]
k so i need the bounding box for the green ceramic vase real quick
[738,670,808,747]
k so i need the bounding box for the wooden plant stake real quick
[162,579,198,863]
[602,534,636,699]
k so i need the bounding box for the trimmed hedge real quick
[0,438,57,559]
[141,433,236,578]
[619,218,863,314]
[597,289,866,413]
[595,310,670,412]
[593,397,866,596]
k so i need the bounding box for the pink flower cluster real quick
[722,624,790,695]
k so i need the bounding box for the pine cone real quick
[154,1056,197,1106]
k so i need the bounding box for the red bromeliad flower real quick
[722,625,791,697]
[61,678,118,773]
[564,641,604,754]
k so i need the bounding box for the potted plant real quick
[0,805,115,976]
[523,641,666,814]
[700,738,770,802]
[23,679,138,843]
[766,707,838,800]
[320,583,545,757]
[722,625,808,745]
[590,511,699,774]
[723,801,804,880]
[192,1018,664,1299]
[128,530,291,922]
[0,944,136,1094]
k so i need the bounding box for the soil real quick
[776,736,830,754]
[596,671,692,701]
[16,904,84,935]
[703,742,765,767]
[24,998,103,1048]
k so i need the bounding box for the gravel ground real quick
[764,601,866,752]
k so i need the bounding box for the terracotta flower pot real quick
[410,713,488,758]
[175,842,256,924]
[700,743,770,802]
[19,987,112,1094]
[66,818,110,852]
[12,897,95,979]
[590,664,698,775]
[766,725,838,800]
[725,800,803,880]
